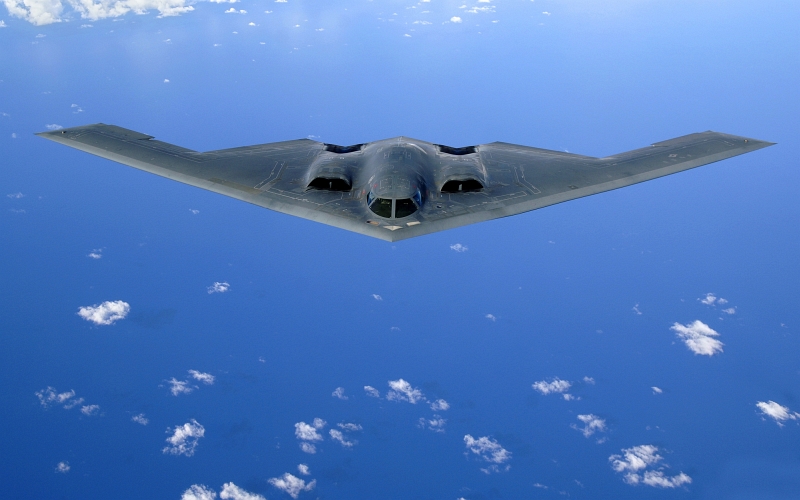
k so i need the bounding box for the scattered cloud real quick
[583,376,595,384]
[132,413,149,425]
[164,79,170,83]
[329,429,356,447]
[331,387,348,400]
[0,20,6,27]
[450,243,468,252]
[35,386,86,410]
[220,482,265,500]
[485,313,496,321]
[77,300,130,325]
[572,414,606,438]
[295,419,325,441]
[181,485,217,500]
[87,248,103,259]
[364,386,380,397]
[464,435,511,473]
[6,192,24,199]
[297,464,310,476]
[3,0,197,26]
[756,401,800,426]
[224,8,246,14]
[188,370,215,385]
[700,293,717,305]
[671,320,723,356]
[167,378,195,396]
[466,5,494,13]
[430,399,449,411]
[207,282,230,294]
[11,133,17,138]
[632,303,642,315]
[299,442,316,454]
[337,422,362,431]
[722,307,736,315]
[419,416,446,432]
[269,473,315,499]
[542,11,551,15]
[386,379,424,403]
[652,386,663,394]
[190,209,200,214]
[163,419,205,456]
[532,377,572,395]
[80,404,100,416]
[450,16,462,23]
[609,445,691,488]
[371,293,382,301]
[55,461,70,473]
[45,123,62,130]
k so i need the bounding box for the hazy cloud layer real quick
[671,320,723,356]
[609,445,691,488]
[163,419,205,456]
[77,300,130,325]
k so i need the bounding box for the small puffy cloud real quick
[80,404,100,416]
[671,320,723,356]
[87,248,103,259]
[77,300,130,325]
[387,379,425,403]
[163,419,205,456]
[464,435,511,471]
[419,416,446,432]
[297,464,310,476]
[532,377,572,395]
[756,401,800,426]
[224,8,246,13]
[299,442,316,454]
[220,482,265,500]
[450,243,468,252]
[329,429,356,447]
[295,419,325,441]
[337,423,362,431]
[331,387,348,400]
[450,16,462,23]
[632,303,642,315]
[609,445,691,488]
[700,293,717,305]
[45,123,63,130]
[268,473,315,499]
[132,413,149,425]
[36,387,77,408]
[562,393,579,401]
[466,5,494,13]
[652,386,663,394]
[207,282,230,294]
[572,414,606,438]
[430,399,449,411]
[164,79,170,83]
[181,485,217,500]
[190,209,200,214]
[167,378,195,396]
[542,11,551,15]
[55,461,70,473]
[371,293,382,301]
[485,313,496,321]
[0,20,6,27]
[364,385,380,397]
[188,370,215,385]
[6,192,24,199]
[583,376,595,384]
[722,307,736,315]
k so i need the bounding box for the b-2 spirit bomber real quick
[38,124,773,241]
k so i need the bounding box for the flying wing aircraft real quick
[37,124,773,241]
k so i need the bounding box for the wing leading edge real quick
[37,124,773,241]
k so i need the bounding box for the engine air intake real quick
[441,179,484,193]
[307,177,351,191]
[324,143,364,154]
[437,145,477,155]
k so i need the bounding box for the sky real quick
[1,0,799,498]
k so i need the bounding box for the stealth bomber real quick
[38,124,773,241]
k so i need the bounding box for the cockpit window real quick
[369,197,393,218]
[394,198,418,218]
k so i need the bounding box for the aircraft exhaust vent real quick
[324,143,364,154]
[441,179,484,193]
[436,144,477,155]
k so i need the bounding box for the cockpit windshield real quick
[394,198,417,218]
[367,195,419,219]
[368,197,393,218]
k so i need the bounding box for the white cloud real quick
[224,7,246,13]
[220,482,265,500]
[419,416,446,432]
[297,464,310,476]
[371,293,382,301]
[337,423,362,431]
[299,442,316,454]
[181,485,217,500]
[163,419,205,456]
[583,376,595,384]
[132,413,149,425]
[430,399,449,411]
[671,320,723,356]
[466,5,494,13]
[450,16,462,23]
[6,192,24,199]
[294,419,325,441]
[364,385,380,397]
[188,370,215,385]
[700,293,717,305]
[189,209,200,214]
[609,445,691,488]
[164,79,170,83]
[386,378,425,403]
[329,429,356,447]
[756,401,800,426]
[722,307,736,315]
[485,313,496,321]
[268,473,315,499]
[464,435,511,469]
[572,414,606,438]
[167,378,195,396]
[45,123,62,130]
[632,303,642,315]
[532,377,572,395]
[80,404,100,416]
[36,387,77,408]
[0,19,7,26]
[562,393,578,401]
[2,0,63,25]
[55,461,70,473]
[542,11,551,15]
[652,386,663,394]
[77,300,130,325]
[450,243,468,252]
[207,282,230,294]
[332,387,347,400]
[11,133,17,139]
[87,248,102,259]
[3,0,199,26]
